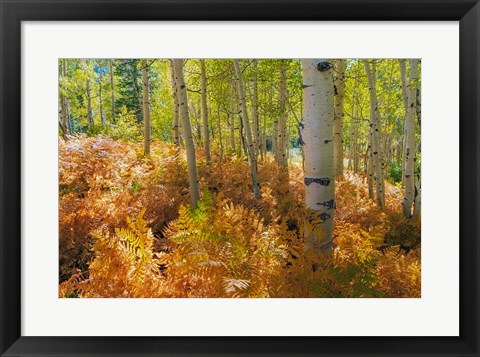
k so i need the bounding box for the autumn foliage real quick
[60,136,420,298]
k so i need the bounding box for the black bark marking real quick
[316,61,332,72]
[316,199,335,209]
[324,139,332,144]
[319,212,331,221]
[180,84,186,89]
[304,177,331,186]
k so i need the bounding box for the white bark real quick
[170,60,180,147]
[233,59,261,199]
[109,60,115,122]
[252,60,260,159]
[403,59,419,218]
[200,59,211,164]
[399,59,408,188]
[301,59,335,252]
[229,86,236,152]
[364,60,385,208]
[172,59,200,209]
[86,79,94,127]
[60,59,70,136]
[333,59,346,178]
[276,60,288,168]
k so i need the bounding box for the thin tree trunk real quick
[233,59,261,199]
[217,103,223,161]
[86,77,94,127]
[333,59,346,178]
[229,87,236,152]
[252,59,260,159]
[399,59,409,189]
[98,63,105,126]
[141,59,151,155]
[276,60,288,168]
[403,59,419,218]
[170,60,180,147]
[364,60,385,208]
[301,59,335,253]
[172,59,200,209]
[109,60,115,122]
[60,59,70,136]
[367,146,374,199]
[200,59,211,164]
[350,69,359,173]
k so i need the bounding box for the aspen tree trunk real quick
[364,60,385,208]
[268,84,274,156]
[229,90,236,152]
[99,69,105,126]
[367,147,375,199]
[403,59,419,218]
[262,111,267,161]
[109,60,115,122]
[233,59,261,199]
[86,77,94,127]
[301,59,335,253]
[413,173,421,218]
[172,59,200,209]
[217,104,224,160]
[349,71,359,173]
[60,59,70,136]
[170,61,180,147]
[200,59,211,164]
[252,60,260,158]
[141,59,151,155]
[276,60,288,168]
[416,78,422,125]
[333,59,346,178]
[399,60,409,189]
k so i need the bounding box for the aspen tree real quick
[403,59,419,218]
[172,59,200,209]
[333,59,346,178]
[301,59,335,253]
[109,60,115,122]
[170,60,180,147]
[349,67,359,173]
[84,60,94,127]
[364,60,385,208]
[233,59,261,199]
[276,60,288,168]
[200,59,211,164]
[98,61,105,126]
[60,59,70,137]
[229,87,236,152]
[252,59,260,158]
[399,59,408,188]
[141,59,151,155]
[86,78,94,127]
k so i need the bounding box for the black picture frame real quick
[1,0,479,356]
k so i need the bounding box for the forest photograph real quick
[58,58,421,298]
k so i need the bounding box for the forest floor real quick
[59,135,421,298]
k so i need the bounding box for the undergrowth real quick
[59,135,421,298]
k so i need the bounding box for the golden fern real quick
[116,209,153,262]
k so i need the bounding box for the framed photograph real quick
[1,0,479,356]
